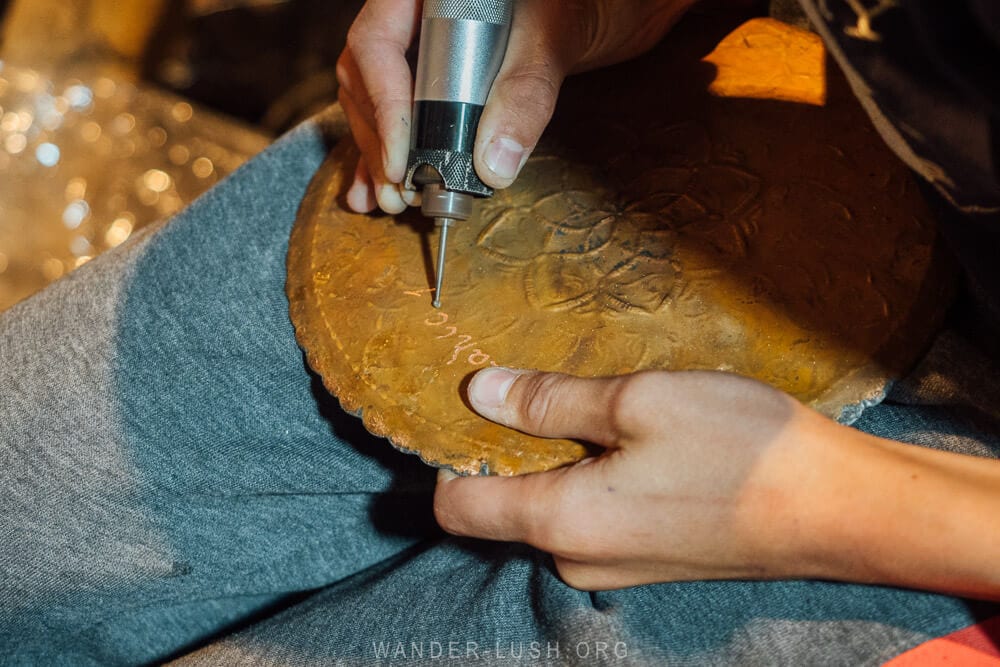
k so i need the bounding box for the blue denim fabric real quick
[2,117,998,666]
[178,541,986,666]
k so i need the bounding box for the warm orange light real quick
[703,18,828,107]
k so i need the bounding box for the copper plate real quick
[288,18,954,475]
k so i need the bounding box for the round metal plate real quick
[288,19,953,475]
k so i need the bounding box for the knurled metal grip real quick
[404,0,513,197]
[407,146,491,197]
[422,0,513,25]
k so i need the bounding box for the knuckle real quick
[335,54,353,92]
[545,525,592,563]
[370,99,402,135]
[524,481,590,560]
[432,486,466,537]
[554,559,598,591]
[607,371,668,434]
[517,373,570,434]
[522,501,558,553]
[344,23,368,58]
[496,65,561,132]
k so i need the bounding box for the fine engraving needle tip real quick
[433,218,451,309]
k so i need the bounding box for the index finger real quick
[343,0,421,182]
[433,466,570,544]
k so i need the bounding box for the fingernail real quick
[347,180,373,213]
[484,136,525,182]
[376,183,407,215]
[438,468,458,483]
[469,367,521,413]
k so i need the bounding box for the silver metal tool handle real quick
[413,0,514,105]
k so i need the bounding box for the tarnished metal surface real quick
[288,19,954,475]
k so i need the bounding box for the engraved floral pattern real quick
[476,122,762,314]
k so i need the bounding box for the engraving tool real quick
[404,0,513,308]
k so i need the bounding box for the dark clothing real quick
[799,0,1000,342]
[799,0,999,209]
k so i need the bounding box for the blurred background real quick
[0,0,797,311]
[0,0,364,311]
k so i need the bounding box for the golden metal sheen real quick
[288,18,953,476]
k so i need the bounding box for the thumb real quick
[468,368,630,448]
[473,4,580,188]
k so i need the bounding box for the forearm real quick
[802,428,1000,599]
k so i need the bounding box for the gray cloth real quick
[1,117,997,666]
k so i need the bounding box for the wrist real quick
[796,426,1000,598]
[723,404,867,581]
